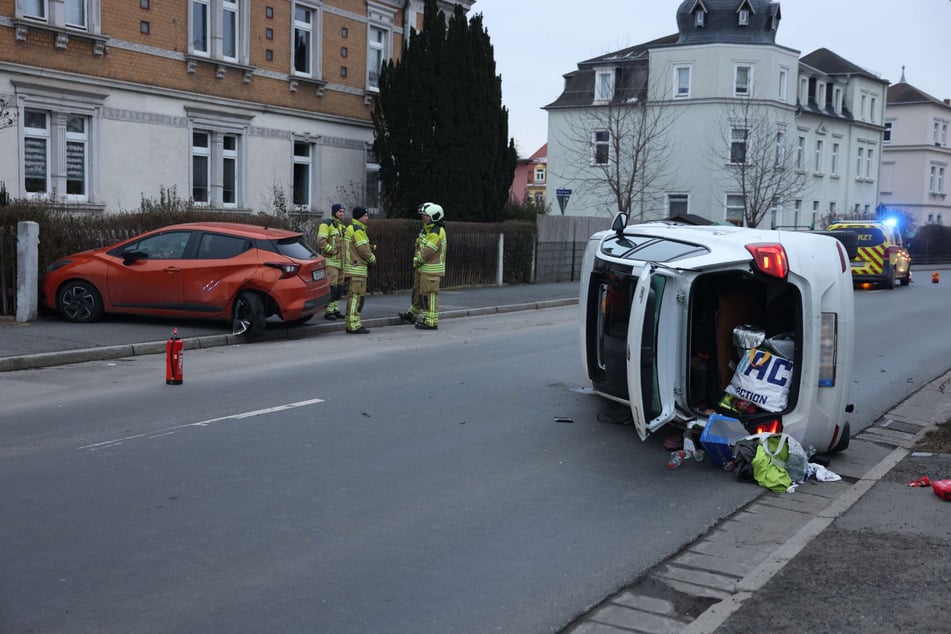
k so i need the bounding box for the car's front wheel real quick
[900,267,911,286]
[233,291,266,337]
[56,280,104,323]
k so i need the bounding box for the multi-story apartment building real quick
[544,0,887,227]
[509,143,547,209]
[0,0,473,216]
[880,77,951,227]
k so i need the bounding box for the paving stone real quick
[653,575,733,601]
[671,550,753,578]
[612,591,677,615]
[589,603,688,634]
[654,563,737,590]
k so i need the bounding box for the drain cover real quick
[880,418,923,434]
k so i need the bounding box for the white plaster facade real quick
[545,0,887,228]
[880,83,951,227]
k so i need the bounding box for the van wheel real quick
[883,265,896,289]
[233,291,266,338]
[900,268,911,286]
[830,421,851,453]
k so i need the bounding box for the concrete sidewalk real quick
[0,282,580,371]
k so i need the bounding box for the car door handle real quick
[164,267,183,273]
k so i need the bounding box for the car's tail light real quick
[265,262,301,279]
[750,419,782,435]
[819,312,838,387]
[746,243,788,280]
[835,242,848,272]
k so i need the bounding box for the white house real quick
[545,0,887,228]
[880,78,951,227]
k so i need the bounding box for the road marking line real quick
[77,398,325,451]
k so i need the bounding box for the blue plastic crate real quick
[700,414,749,467]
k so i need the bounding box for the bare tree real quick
[715,96,811,228]
[552,88,678,221]
[0,96,16,130]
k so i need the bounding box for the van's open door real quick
[626,266,678,440]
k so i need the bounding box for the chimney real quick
[945,99,950,106]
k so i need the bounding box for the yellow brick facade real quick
[0,0,472,214]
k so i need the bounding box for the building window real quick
[368,25,390,90]
[796,136,805,169]
[799,78,808,105]
[593,130,609,165]
[292,141,313,209]
[814,139,823,172]
[817,83,826,110]
[778,68,787,102]
[731,128,748,164]
[23,0,47,20]
[738,9,749,25]
[23,109,93,202]
[775,131,785,166]
[831,142,839,176]
[931,164,946,194]
[189,0,247,62]
[191,0,209,54]
[936,120,950,146]
[726,194,745,226]
[667,193,688,215]
[860,94,867,121]
[66,0,86,29]
[734,65,751,96]
[595,70,615,102]
[293,5,314,76]
[191,127,244,207]
[829,201,836,216]
[192,131,211,204]
[856,147,864,177]
[865,149,873,179]
[140,20,149,34]
[833,87,843,113]
[534,166,546,183]
[141,0,149,9]
[869,96,877,124]
[695,10,705,27]
[674,65,691,98]
[883,121,893,144]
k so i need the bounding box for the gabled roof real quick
[800,48,888,84]
[887,82,950,108]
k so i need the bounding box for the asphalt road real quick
[1,307,764,634]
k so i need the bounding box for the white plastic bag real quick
[725,348,794,413]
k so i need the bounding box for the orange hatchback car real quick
[41,222,330,337]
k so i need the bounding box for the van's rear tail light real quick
[750,419,782,435]
[265,262,301,279]
[746,243,789,280]
[819,312,838,387]
[836,242,848,272]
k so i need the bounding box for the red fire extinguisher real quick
[166,327,184,385]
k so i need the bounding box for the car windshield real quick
[266,236,317,260]
[602,235,708,262]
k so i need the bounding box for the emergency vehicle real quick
[826,220,911,288]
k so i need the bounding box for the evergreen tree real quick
[372,0,517,221]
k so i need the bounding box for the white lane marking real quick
[78,398,325,451]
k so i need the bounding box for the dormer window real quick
[594,69,615,103]
[688,1,708,28]
[736,0,754,26]
[695,11,705,27]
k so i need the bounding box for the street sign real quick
[556,189,571,215]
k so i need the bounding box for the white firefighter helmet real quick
[418,202,445,223]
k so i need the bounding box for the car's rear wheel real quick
[900,267,911,286]
[830,421,851,453]
[883,264,896,289]
[56,280,104,323]
[233,291,266,337]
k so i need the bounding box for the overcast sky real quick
[473,0,951,157]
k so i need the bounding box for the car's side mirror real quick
[612,212,628,235]
[122,251,148,265]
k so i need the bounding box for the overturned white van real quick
[579,215,855,454]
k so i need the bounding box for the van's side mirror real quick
[612,212,628,235]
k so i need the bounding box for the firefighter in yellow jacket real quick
[342,206,376,334]
[397,202,447,330]
[316,203,346,320]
